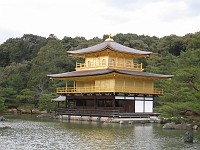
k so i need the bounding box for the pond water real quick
[0,114,199,150]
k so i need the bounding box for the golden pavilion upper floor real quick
[68,39,151,72]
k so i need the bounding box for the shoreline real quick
[1,110,200,128]
[0,113,199,131]
[57,114,160,124]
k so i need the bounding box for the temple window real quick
[126,61,131,67]
[102,59,106,66]
[87,61,91,67]
[110,59,115,66]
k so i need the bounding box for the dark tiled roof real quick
[51,95,66,102]
[48,69,173,79]
[48,69,112,78]
[68,41,151,55]
[116,70,174,78]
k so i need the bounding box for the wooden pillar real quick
[132,56,134,70]
[94,96,96,109]
[58,102,60,108]
[73,81,76,92]
[143,96,145,113]
[153,95,155,112]
[112,96,115,109]
[65,95,68,108]
[133,96,135,113]
[66,81,68,92]
[124,57,125,67]
[106,56,109,67]
[142,81,144,93]
[123,78,125,92]
[152,81,154,94]
[74,98,75,109]
[115,54,117,67]
[125,98,128,112]
[115,54,119,66]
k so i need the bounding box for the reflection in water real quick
[0,115,199,150]
[134,124,156,149]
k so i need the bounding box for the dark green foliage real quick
[0,32,200,116]
[114,33,157,51]
[16,89,36,112]
[0,87,18,108]
[27,39,73,99]
[0,61,31,91]
[155,48,200,116]
[38,93,58,112]
[0,34,47,67]
[0,96,6,112]
[155,101,200,117]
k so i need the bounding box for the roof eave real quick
[67,41,152,56]
[68,46,151,57]
[48,69,174,80]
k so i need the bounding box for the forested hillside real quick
[0,33,200,117]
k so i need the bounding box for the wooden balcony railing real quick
[56,86,163,95]
[76,62,143,71]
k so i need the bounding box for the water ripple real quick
[0,116,199,150]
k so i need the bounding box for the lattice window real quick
[87,61,91,67]
[102,59,106,65]
[110,59,115,66]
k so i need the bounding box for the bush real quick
[155,101,200,117]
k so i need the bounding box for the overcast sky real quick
[0,0,200,44]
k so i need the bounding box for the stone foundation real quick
[58,115,160,124]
